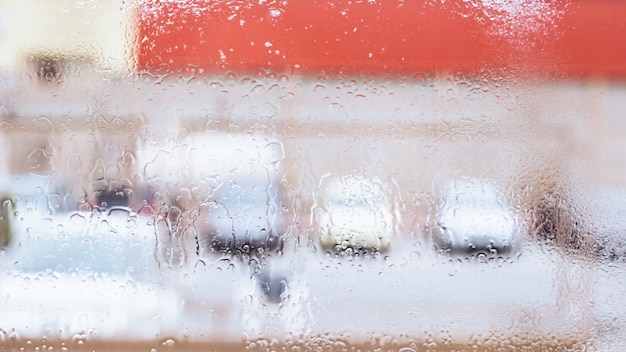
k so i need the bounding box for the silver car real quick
[312,174,401,254]
[428,178,523,257]
[196,174,283,254]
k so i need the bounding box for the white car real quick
[195,169,284,255]
[428,178,523,257]
[312,174,401,254]
[0,208,181,341]
[137,133,285,256]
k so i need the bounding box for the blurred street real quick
[0,237,609,351]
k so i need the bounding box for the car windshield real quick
[442,181,508,209]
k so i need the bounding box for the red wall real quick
[137,0,626,79]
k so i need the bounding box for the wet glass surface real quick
[1,0,626,350]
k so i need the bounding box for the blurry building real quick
[0,0,137,203]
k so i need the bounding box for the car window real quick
[441,180,509,208]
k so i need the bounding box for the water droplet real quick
[268,8,282,18]
[72,333,87,344]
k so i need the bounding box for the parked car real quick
[428,178,524,257]
[312,174,401,254]
[135,133,289,306]
[92,183,131,209]
[0,209,180,341]
[196,172,283,255]
[0,173,76,215]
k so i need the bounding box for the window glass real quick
[0,0,625,350]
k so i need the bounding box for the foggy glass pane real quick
[0,0,625,350]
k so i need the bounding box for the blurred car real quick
[91,183,131,209]
[0,174,77,248]
[136,133,288,305]
[196,173,283,255]
[137,133,286,257]
[312,174,401,254]
[0,208,180,341]
[0,173,76,215]
[428,178,523,257]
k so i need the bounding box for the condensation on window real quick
[0,0,625,351]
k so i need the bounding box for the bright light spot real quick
[269,8,282,18]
